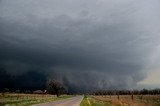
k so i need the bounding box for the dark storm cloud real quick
[0,0,160,91]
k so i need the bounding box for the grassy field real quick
[0,93,73,106]
[89,95,160,106]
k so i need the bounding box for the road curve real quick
[32,96,84,106]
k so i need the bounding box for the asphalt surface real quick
[32,96,84,106]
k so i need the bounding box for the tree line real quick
[91,89,160,95]
[0,68,68,97]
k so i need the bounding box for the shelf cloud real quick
[0,0,160,92]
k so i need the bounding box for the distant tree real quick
[140,89,148,95]
[46,80,66,97]
[25,90,32,94]
[3,88,9,93]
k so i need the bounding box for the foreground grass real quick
[80,95,111,106]
[81,95,160,106]
[0,94,74,106]
[92,95,160,106]
[80,96,90,106]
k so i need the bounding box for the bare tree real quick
[46,80,66,97]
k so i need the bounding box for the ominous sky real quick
[0,0,160,91]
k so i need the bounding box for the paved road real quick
[32,96,83,106]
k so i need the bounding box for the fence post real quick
[117,94,119,100]
[131,93,134,101]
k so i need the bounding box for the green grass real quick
[80,95,90,106]
[0,94,74,106]
[80,95,111,106]
[89,98,111,106]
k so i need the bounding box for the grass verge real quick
[0,95,74,106]
[80,95,111,106]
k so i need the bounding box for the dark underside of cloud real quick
[0,0,160,93]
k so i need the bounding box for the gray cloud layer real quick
[0,0,160,91]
